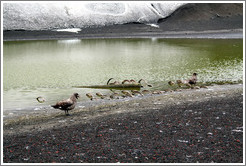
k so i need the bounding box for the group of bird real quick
[106,78,153,88]
[168,73,198,87]
[85,78,153,101]
[37,73,198,116]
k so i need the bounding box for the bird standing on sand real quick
[168,81,175,86]
[96,92,106,99]
[121,90,133,97]
[86,93,94,100]
[177,73,198,87]
[51,93,80,116]
[110,92,120,99]
[188,73,198,85]
[131,90,144,96]
[142,90,151,94]
[152,90,164,95]
[176,80,184,87]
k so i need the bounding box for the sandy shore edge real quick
[3,83,243,163]
[3,84,243,136]
[3,29,243,41]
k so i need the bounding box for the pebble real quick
[3,85,243,163]
[231,129,243,133]
[58,120,67,123]
[24,146,30,150]
[177,140,189,143]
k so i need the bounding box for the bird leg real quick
[65,110,70,116]
[186,83,192,87]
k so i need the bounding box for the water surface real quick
[3,38,243,116]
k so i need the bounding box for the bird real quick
[131,90,144,96]
[168,81,175,86]
[176,80,191,87]
[138,79,152,87]
[110,92,120,99]
[122,79,130,84]
[107,78,114,85]
[122,79,139,84]
[96,92,106,99]
[200,85,208,89]
[142,90,151,94]
[188,73,198,85]
[36,96,45,103]
[176,73,198,87]
[51,93,80,116]
[86,93,94,100]
[129,79,138,84]
[152,90,164,95]
[176,80,183,87]
[191,86,200,89]
[107,78,120,85]
[165,89,173,92]
[121,90,133,97]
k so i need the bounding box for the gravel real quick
[3,84,243,163]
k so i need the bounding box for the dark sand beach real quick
[2,3,244,164]
[3,84,243,163]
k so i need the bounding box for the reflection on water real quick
[3,38,243,112]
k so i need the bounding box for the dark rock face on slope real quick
[158,3,243,31]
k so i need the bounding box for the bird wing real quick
[188,76,197,84]
[183,80,189,84]
[55,99,73,108]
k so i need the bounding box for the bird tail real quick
[51,104,59,109]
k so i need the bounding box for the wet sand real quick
[3,84,243,163]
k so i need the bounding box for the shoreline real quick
[4,84,243,135]
[2,3,244,162]
[3,29,243,41]
[3,84,243,163]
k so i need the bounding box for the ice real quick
[3,2,185,31]
[146,23,160,28]
[56,28,81,33]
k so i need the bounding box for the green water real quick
[3,38,243,112]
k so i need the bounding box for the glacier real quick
[3,2,185,31]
